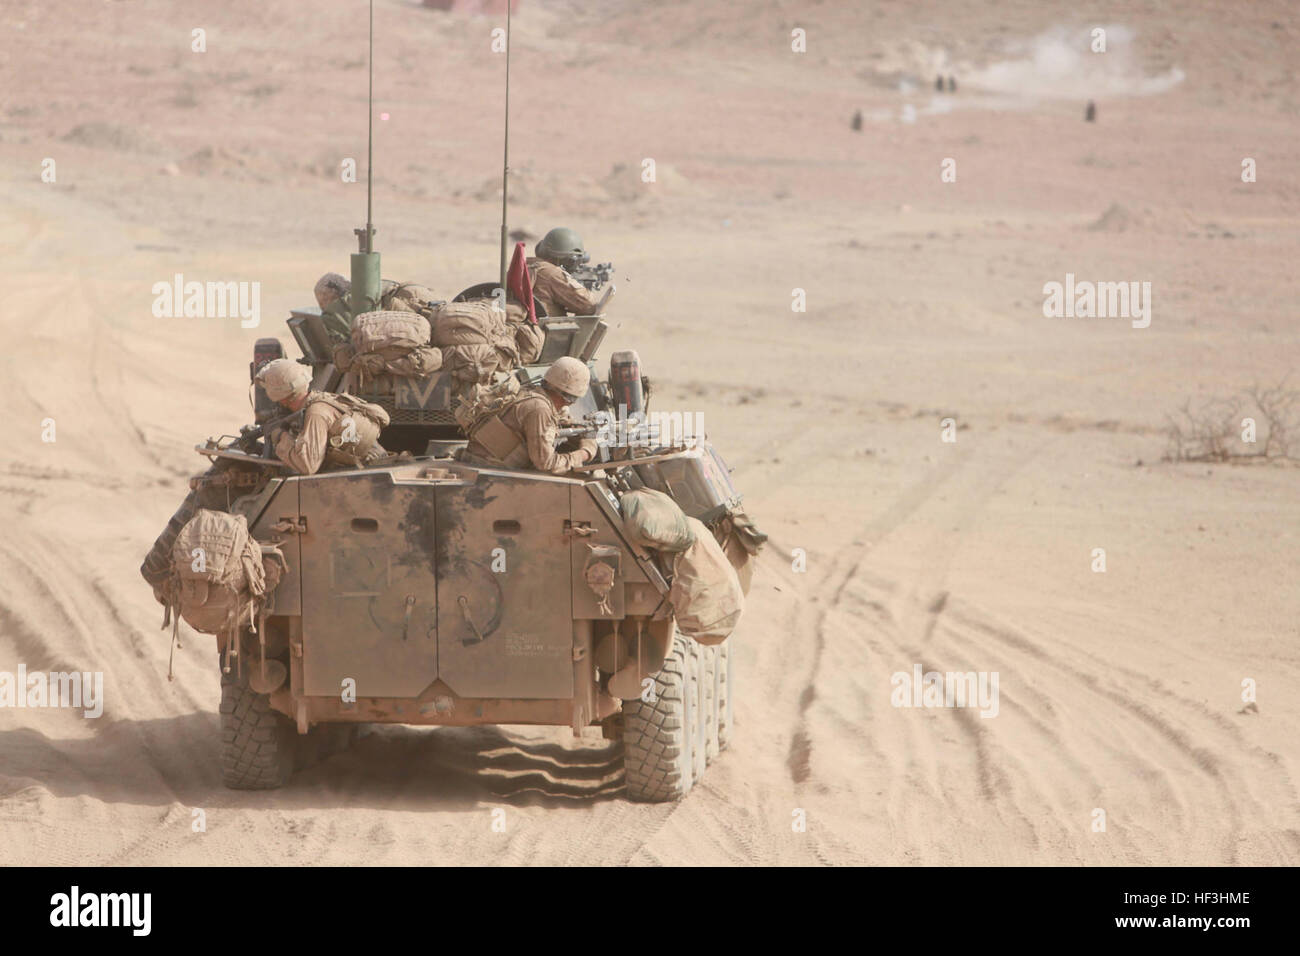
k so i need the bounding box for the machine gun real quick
[557,411,659,453]
[569,260,614,291]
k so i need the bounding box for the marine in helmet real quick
[527,227,602,317]
[315,273,418,343]
[314,272,350,310]
[314,272,354,344]
[255,358,390,475]
[463,356,599,474]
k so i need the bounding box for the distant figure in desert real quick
[1086,100,1097,122]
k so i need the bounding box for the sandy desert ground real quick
[1,0,1298,865]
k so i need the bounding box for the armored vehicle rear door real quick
[435,471,573,699]
[297,472,439,699]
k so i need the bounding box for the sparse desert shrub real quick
[1164,379,1300,463]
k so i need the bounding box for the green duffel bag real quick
[621,488,695,553]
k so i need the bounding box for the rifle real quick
[557,411,659,451]
[194,406,308,469]
[570,261,614,292]
[241,406,308,444]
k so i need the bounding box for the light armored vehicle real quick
[201,276,753,802]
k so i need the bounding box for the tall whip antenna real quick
[349,0,381,314]
[364,0,375,254]
[498,0,512,291]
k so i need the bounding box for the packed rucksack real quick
[162,510,285,678]
[432,300,506,347]
[667,516,745,645]
[620,488,696,552]
[380,282,440,319]
[336,310,442,392]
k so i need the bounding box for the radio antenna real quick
[497,0,513,292]
[364,0,374,254]
[349,0,381,313]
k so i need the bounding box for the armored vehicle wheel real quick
[690,642,707,781]
[701,644,719,765]
[219,664,296,790]
[716,643,733,752]
[623,633,697,802]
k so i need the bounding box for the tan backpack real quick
[668,516,745,645]
[351,310,432,354]
[453,374,522,433]
[170,509,264,628]
[441,342,508,392]
[512,322,545,365]
[163,510,285,677]
[311,391,391,430]
[432,300,508,348]
[335,341,442,393]
[380,283,440,319]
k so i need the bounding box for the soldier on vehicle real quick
[527,227,603,317]
[316,273,431,341]
[255,358,389,475]
[314,272,350,310]
[314,272,354,343]
[462,356,599,474]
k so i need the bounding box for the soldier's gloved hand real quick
[274,430,295,462]
[576,438,600,463]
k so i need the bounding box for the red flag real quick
[506,241,537,325]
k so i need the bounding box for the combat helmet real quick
[543,356,591,402]
[535,227,589,272]
[256,358,312,403]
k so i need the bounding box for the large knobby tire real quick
[219,664,296,790]
[699,643,718,767]
[703,644,728,763]
[716,643,733,752]
[623,633,697,802]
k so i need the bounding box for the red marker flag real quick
[506,242,537,325]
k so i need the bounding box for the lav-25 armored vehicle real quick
[194,245,754,801]
[166,3,760,803]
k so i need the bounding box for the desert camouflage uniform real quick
[526,258,598,317]
[463,388,592,475]
[320,299,354,345]
[317,276,410,344]
[273,392,386,475]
